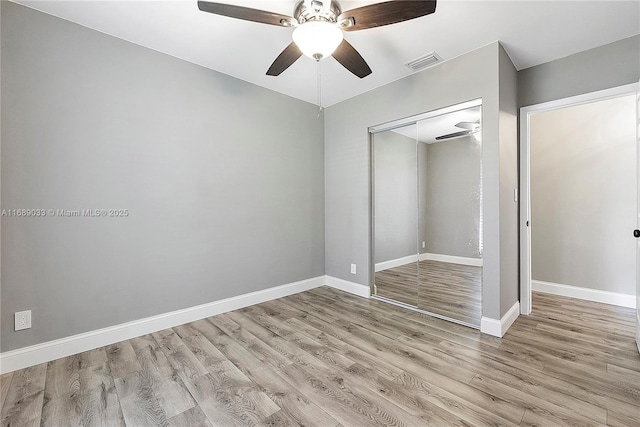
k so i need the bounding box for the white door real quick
[636,84,640,354]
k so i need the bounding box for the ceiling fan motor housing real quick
[294,0,341,24]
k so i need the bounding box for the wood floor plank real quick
[152,329,209,383]
[607,363,640,383]
[0,364,47,427]
[287,331,357,370]
[285,317,405,378]
[391,370,523,426]
[511,315,640,371]
[287,291,480,385]
[0,373,13,412]
[469,373,606,425]
[180,333,229,372]
[183,371,280,426]
[54,347,125,426]
[284,319,474,425]
[215,308,430,426]
[277,360,419,426]
[289,312,474,426]
[114,369,170,427]
[227,309,357,373]
[78,365,126,427]
[199,325,340,426]
[106,341,142,380]
[200,317,294,372]
[440,338,640,420]
[500,343,638,407]
[534,320,637,354]
[41,355,83,426]
[130,334,197,418]
[607,409,640,427]
[167,405,212,427]
[221,312,314,367]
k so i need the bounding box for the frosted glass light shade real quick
[292,21,343,59]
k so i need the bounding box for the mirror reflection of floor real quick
[375,259,482,326]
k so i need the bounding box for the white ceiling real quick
[14,0,640,106]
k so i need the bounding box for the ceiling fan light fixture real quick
[292,21,343,59]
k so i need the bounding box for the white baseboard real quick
[420,253,483,267]
[481,301,520,337]
[325,275,371,298]
[637,315,640,354]
[375,254,418,272]
[0,276,325,374]
[532,280,636,309]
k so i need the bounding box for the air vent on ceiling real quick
[405,52,442,72]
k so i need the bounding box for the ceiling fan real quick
[197,0,437,78]
[435,120,481,141]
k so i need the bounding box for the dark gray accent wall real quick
[1,2,325,352]
[519,35,640,108]
[325,43,519,321]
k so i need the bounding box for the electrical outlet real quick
[350,264,356,274]
[422,241,426,249]
[15,310,32,331]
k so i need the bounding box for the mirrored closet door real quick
[371,100,483,327]
[373,122,419,307]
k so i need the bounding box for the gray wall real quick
[325,42,519,320]
[519,35,640,108]
[373,129,418,264]
[1,2,325,352]
[530,95,636,295]
[424,137,482,258]
[498,45,519,315]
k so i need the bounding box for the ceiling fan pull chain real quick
[317,58,323,116]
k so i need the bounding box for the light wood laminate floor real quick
[1,289,639,426]
[375,260,482,326]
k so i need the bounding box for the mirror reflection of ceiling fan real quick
[198,0,437,78]
[436,120,481,141]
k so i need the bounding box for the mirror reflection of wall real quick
[372,101,483,327]
[373,123,419,307]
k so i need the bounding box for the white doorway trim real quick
[519,83,639,315]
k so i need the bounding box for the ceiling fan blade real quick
[339,0,437,32]
[198,1,294,27]
[332,39,372,79]
[266,42,303,76]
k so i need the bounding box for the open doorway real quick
[520,84,638,315]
